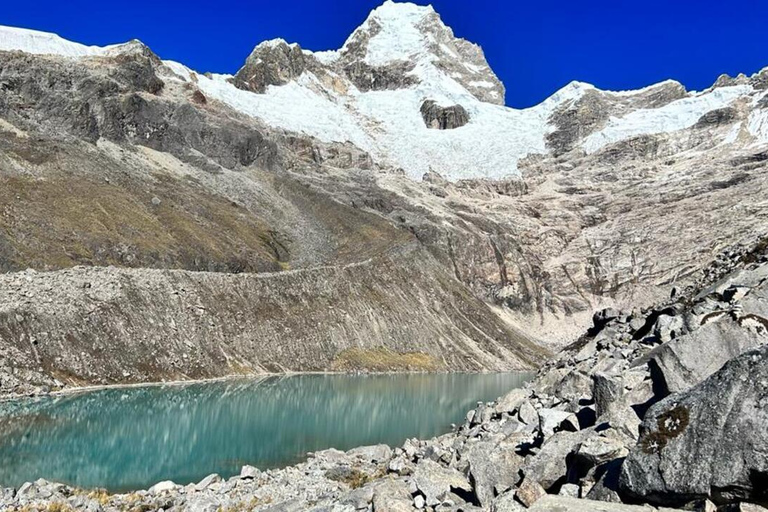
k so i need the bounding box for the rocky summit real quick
[0,0,767,510]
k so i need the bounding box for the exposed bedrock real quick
[420,100,470,130]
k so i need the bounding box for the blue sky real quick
[2,0,767,107]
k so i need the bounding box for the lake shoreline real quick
[0,368,522,404]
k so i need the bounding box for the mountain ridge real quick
[1,3,766,180]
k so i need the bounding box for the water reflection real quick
[0,373,532,491]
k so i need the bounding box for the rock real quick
[195,473,222,491]
[647,317,765,397]
[553,371,594,403]
[348,444,393,463]
[592,373,641,438]
[522,430,589,490]
[558,483,580,498]
[495,388,530,414]
[593,308,622,331]
[584,458,624,503]
[414,494,425,509]
[388,454,414,475]
[465,439,523,507]
[420,100,470,130]
[538,408,579,438]
[149,480,178,494]
[528,495,687,511]
[240,465,261,479]
[620,345,768,506]
[490,491,525,512]
[413,459,472,507]
[186,495,221,512]
[653,314,685,343]
[518,400,539,425]
[516,477,546,508]
[592,373,625,418]
[338,486,375,510]
[736,504,768,512]
[371,479,413,512]
[573,431,631,470]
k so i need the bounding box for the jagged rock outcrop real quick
[232,39,311,93]
[420,100,470,129]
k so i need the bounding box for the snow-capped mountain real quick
[1,1,766,181]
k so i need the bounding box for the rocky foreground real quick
[3,243,767,511]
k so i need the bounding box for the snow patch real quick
[0,25,105,57]
[582,85,752,154]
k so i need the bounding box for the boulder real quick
[490,491,525,512]
[573,431,630,470]
[516,477,546,507]
[592,308,623,331]
[148,480,178,494]
[584,458,624,503]
[338,486,375,510]
[653,314,685,343]
[465,440,524,507]
[240,465,261,479]
[495,388,530,415]
[522,430,589,490]
[518,400,539,425]
[647,317,766,396]
[528,495,686,511]
[413,459,472,507]
[559,483,580,497]
[371,478,413,512]
[194,473,222,491]
[553,371,594,403]
[592,373,641,438]
[348,444,393,463]
[592,373,624,418]
[620,345,768,506]
[538,408,579,438]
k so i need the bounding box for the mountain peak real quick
[333,1,505,104]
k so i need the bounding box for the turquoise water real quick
[0,373,532,492]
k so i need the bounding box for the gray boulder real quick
[490,491,525,512]
[495,388,530,415]
[413,459,472,507]
[465,440,523,507]
[620,345,768,506]
[528,495,686,511]
[522,430,589,490]
[647,317,766,396]
[347,444,393,463]
[538,408,579,438]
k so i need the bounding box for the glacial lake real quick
[0,373,532,492]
